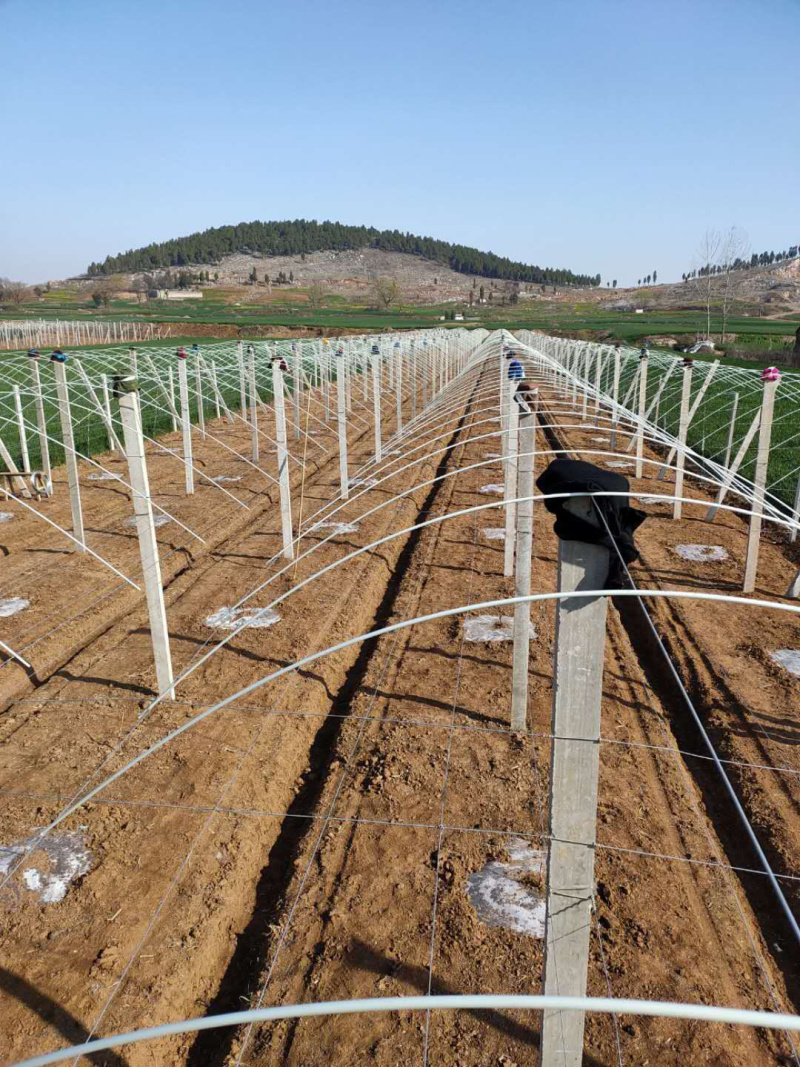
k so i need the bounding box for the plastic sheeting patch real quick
[482,528,506,541]
[349,477,378,489]
[484,452,503,460]
[479,484,505,495]
[0,513,14,523]
[315,521,359,535]
[464,615,536,643]
[675,544,728,562]
[88,471,121,481]
[0,829,91,904]
[466,838,545,937]
[211,475,242,484]
[770,650,800,677]
[204,605,281,630]
[0,597,29,617]
[123,513,171,528]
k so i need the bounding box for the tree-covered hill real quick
[87,219,599,287]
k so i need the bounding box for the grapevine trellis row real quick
[1,326,800,1066]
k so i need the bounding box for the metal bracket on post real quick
[541,495,610,1067]
[118,382,175,700]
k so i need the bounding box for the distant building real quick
[454,312,464,321]
[150,289,203,300]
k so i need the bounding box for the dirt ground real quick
[0,359,798,1066]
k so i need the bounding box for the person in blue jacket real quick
[506,352,524,380]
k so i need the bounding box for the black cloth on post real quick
[535,458,646,587]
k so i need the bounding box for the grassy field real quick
[3,288,798,352]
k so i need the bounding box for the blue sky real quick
[3,0,799,285]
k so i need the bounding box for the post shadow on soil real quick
[347,939,609,1067]
[53,667,157,698]
[159,631,336,700]
[0,966,128,1067]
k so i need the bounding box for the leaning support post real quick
[52,361,85,550]
[541,496,610,1067]
[723,392,740,470]
[503,378,519,577]
[272,362,294,560]
[673,360,693,520]
[336,354,349,499]
[510,389,537,732]
[177,358,194,495]
[118,382,175,700]
[13,386,30,474]
[743,371,779,594]
[30,359,51,487]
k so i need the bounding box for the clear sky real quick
[3,0,799,285]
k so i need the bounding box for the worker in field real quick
[506,351,524,381]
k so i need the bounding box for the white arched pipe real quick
[5,583,800,899]
[14,993,800,1067]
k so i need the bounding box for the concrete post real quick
[194,350,205,437]
[52,361,85,549]
[272,362,294,560]
[177,358,194,494]
[248,345,259,463]
[503,377,519,577]
[541,496,610,1067]
[510,392,537,732]
[118,386,175,699]
[337,353,348,499]
[373,354,382,464]
[635,354,648,478]
[674,362,693,519]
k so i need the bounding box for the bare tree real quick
[306,282,327,309]
[372,276,400,311]
[4,281,32,308]
[91,274,125,308]
[719,226,749,343]
[697,229,722,339]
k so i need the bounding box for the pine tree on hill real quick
[86,218,597,287]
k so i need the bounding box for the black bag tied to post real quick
[536,458,646,587]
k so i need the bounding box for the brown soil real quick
[1,367,798,1066]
